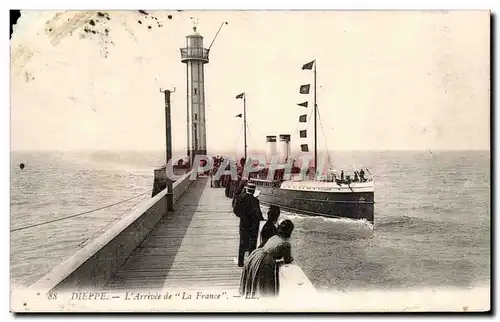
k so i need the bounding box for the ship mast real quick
[299,59,317,175]
[244,94,247,161]
[313,60,317,174]
[235,92,247,162]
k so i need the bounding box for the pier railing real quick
[278,263,316,296]
[256,222,317,297]
[27,169,195,294]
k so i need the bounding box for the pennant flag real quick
[301,144,309,152]
[302,60,315,70]
[299,84,310,94]
[235,93,245,99]
[299,114,307,123]
[235,113,242,118]
[297,101,308,107]
[300,130,307,138]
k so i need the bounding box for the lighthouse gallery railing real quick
[180,47,210,61]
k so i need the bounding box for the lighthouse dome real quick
[187,26,202,37]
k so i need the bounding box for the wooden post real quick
[161,88,175,211]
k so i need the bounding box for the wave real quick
[374,214,475,237]
[258,206,374,241]
[281,212,374,230]
[376,214,427,227]
[10,200,30,206]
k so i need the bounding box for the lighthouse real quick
[181,25,209,164]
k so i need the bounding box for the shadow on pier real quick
[104,177,242,291]
[105,178,206,290]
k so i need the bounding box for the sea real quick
[10,150,491,293]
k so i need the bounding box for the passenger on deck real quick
[354,171,359,182]
[233,183,264,267]
[239,219,295,298]
[341,170,344,182]
[259,205,280,247]
[360,169,366,182]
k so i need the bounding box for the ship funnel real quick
[266,135,277,163]
[279,134,291,163]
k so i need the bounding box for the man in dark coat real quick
[224,174,231,197]
[233,182,264,267]
[223,165,233,197]
[232,176,248,208]
[230,169,244,198]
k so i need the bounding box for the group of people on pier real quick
[226,172,295,299]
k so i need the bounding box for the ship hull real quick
[252,181,374,223]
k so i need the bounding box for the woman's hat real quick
[277,219,294,238]
[267,205,280,221]
[269,205,280,214]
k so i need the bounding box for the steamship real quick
[246,60,375,223]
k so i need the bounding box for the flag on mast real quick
[302,60,315,70]
[235,113,242,118]
[235,93,245,99]
[300,130,307,138]
[299,85,310,94]
[301,144,309,152]
[299,114,307,122]
[297,101,308,107]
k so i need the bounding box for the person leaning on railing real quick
[239,219,295,299]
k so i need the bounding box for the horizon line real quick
[10,148,491,153]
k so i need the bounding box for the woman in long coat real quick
[239,220,294,299]
[259,205,280,247]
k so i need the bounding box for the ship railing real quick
[318,177,335,183]
[250,178,282,188]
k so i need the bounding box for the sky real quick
[10,10,490,153]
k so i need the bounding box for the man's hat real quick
[245,182,261,197]
[246,182,256,192]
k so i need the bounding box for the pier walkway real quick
[104,177,242,292]
[22,172,315,312]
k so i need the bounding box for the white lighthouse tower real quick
[181,25,209,164]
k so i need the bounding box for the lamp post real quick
[160,87,176,211]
